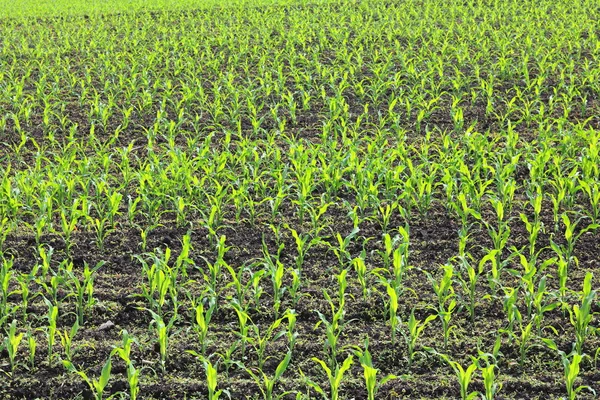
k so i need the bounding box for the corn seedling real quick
[429,351,479,400]
[147,308,178,373]
[231,299,251,359]
[3,319,24,374]
[500,319,536,368]
[241,350,294,400]
[544,339,596,400]
[248,313,292,370]
[425,265,457,350]
[63,353,114,400]
[352,252,370,301]
[58,317,80,362]
[455,255,479,326]
[353,338,398,400]
[261,241,287,318]
[327,227,360,269]
[479,361,502,400]
[26,329,36,371]
[315,270,351,369]
[303,355,353,400]
[65,261,104,325]
[569,272,596,354]
[113,330,141,400]
[384,281,400,347]
[404,308,437,367]
[191,295,216,356]
[43,298,58,366]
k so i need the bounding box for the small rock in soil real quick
[97,320,115,331]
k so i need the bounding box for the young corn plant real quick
[284,309,298,350]
[27,329,36,371]
[483,197,511,273]
[477,357,502,400]
[214,338,240,376]
[530,276,559,335]
[455,255,479,326]
[520,212,542,261]
[384,281,400,348]
[353,339,398,400]
[137,249,176,318]
[44,298,59,366]
[578,179,600,223]
[241,350,294,400]
[501,286,523,336]
[261,241,287,318]
[248,312,294,370]
[507,253,558,332]
[327,227,360,269]
[391,226,410,291]
[500,317,537,368]
[3,319,24,375]
[372,202,397,234]
[197,356,230,400]
[425,265,457,350]
[315,269,351,369]
[36,245,54,283]
[250,268,267,308]
[200,235,230,297]
[63,353,114,400]
[0,256,17,330]
[352,252,370,301]
[303,355,353,400]
[64,261,104,325]
[430,351,480,400]
[447,192,482,257]
[544,339,596,400]
[569,272,596,354]
[191,295,216,356]
[287,226,320,271]
[40,272,65,308]
[223,260,250,308]
[173,232,195,278]
[113,330,141,400]
[552,213,599,268]
[57,200,83,256]
[58,317,80,362]
[90,217,113,252]
[375,232,396,271]
[555,254,570,309]
[147,308,178,373]
[404,308,437,367]
[231,299,252,359]
[306,200,332,235]
[287,267,303,308]
[479,249,502,295]
[16,269,37,323]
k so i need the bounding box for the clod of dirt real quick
[97,320,116,331]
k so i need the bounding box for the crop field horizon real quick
[0,0,599,398]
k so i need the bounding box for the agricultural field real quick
[1,0,600,398]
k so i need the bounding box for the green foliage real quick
[63,354,114,400]
[0,0,599,397]
[544,340,597,400]
[353,339,398,400]
[303,355,353,400]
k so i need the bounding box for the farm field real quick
[1,0,600,398]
